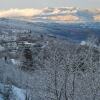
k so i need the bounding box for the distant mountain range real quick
[0,7,100,22]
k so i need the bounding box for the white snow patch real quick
[80,41,86,45]
[41,41,49,48]
[24,41,36,46]
[0,83,26,100]
[12,86,26,100]
[0,45,5,51]
[11,59,20,65]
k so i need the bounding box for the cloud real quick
[0,7,78,18]
[47,15,79,21]
[0,8,43,17]
[0,7,99,22]
[94,15,100,21]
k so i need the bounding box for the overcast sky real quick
[0,0,100,9]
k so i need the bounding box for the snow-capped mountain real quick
[0,7,100,22]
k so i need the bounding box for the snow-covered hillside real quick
[0,8,100,100]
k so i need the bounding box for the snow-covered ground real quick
[0,83,26,100]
